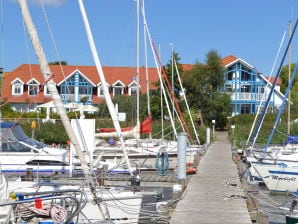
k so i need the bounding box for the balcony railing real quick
[60,94,92,103]
[228,92,268,101]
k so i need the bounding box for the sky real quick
[1,0,298,77]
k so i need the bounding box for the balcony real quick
[61,94,93,103]
[229,92,268,102]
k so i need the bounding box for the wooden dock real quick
[170,132,252,224]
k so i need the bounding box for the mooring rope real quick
[13,202,67,223]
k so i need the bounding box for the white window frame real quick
[97,82,110,97]
[43,83,54,96]
[112,81,125,96]
[27,79,40,96]
[11,79,24,96]
[128,81,139,95]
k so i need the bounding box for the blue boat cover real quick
[287,135,298,144]
[0,122,17,128]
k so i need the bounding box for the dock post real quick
[177,132,187,186]
[206,128,211,145]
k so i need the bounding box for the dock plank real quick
[170,132,252,223]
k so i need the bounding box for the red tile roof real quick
[1,64,160,104]
[1,57,281,105]
[221,55,238,66]
[181,64,195,71]
[221,55,282,85]
[265,76,282,86]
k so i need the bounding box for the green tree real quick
[279,63,298,114]
[164,51,183,98]
[96,94,150,124]
[182,50,230,129]
[149,52,184,120]
[205,50,225,92]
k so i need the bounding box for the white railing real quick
[230,93,266,101]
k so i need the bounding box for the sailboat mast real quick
[17,0,104,216]
[246,30,286,147]
[136,0,140,131]
[170,43,175,140]
[77,0,133,174]
[249,19,298,148]
[142,0,152,139]
[174,59,200,145]
[18,0,92,181]
[288,20,292,136]
[141,8,177,138]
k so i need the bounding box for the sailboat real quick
[245,18,298,193]
[93,0,202,173]
[0,121,73,175]
[0,0,144,223]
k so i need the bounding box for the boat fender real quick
[155,152,169,176]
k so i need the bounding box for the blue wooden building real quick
[222,55,285,116]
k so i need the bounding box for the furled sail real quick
[95,125,140,139]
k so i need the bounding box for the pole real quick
[18,0,103,217]
[288,20,292,136]
[170,43,174,140]
[177,132,187,185]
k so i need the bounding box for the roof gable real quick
[128,80,138,87]
[11,78,24,85]
[26,78,40,85]
[222,55,254,69]
[57,69,96,87]
[112,80,125,87]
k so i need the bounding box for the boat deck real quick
[170,132,252,224]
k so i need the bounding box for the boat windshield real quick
[1,123,47,152]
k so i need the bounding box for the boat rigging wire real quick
[250,18,298,154]
[18,0,104,220]
[246,30,287,148]
[39,0,81,119]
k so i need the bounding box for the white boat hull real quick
[253,164,298,193]
[5,180,143,223]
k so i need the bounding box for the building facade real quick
[222,55,284,116]
[1,64,158,112]
[1,56,285,116]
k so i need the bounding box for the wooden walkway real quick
[170,132,252,224]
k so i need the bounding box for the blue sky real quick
[1,0,298,77]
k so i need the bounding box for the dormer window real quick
[44,86,50,95]
[44,83,55,96]
[97,83,110,97]
[27,80,39,96]
[112,81,125,96]
[128,81,139,95]
[11,79,24,96]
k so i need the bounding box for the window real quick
[12,80,23,95]
[114,86,123,95]
[241,70,250,81]
[130,86,138,95]
[79,86,89,94]
[226,85,233,92]
[128,82,139,95]
[112,82,124,96]
[98,85,104,97]
[97,83,109,97]
[241,85,250,93]
[28,80,39,96]
[43,85,52,95]
[258,86,265,93]
[241,105,250,114]
[227,70,234,80]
